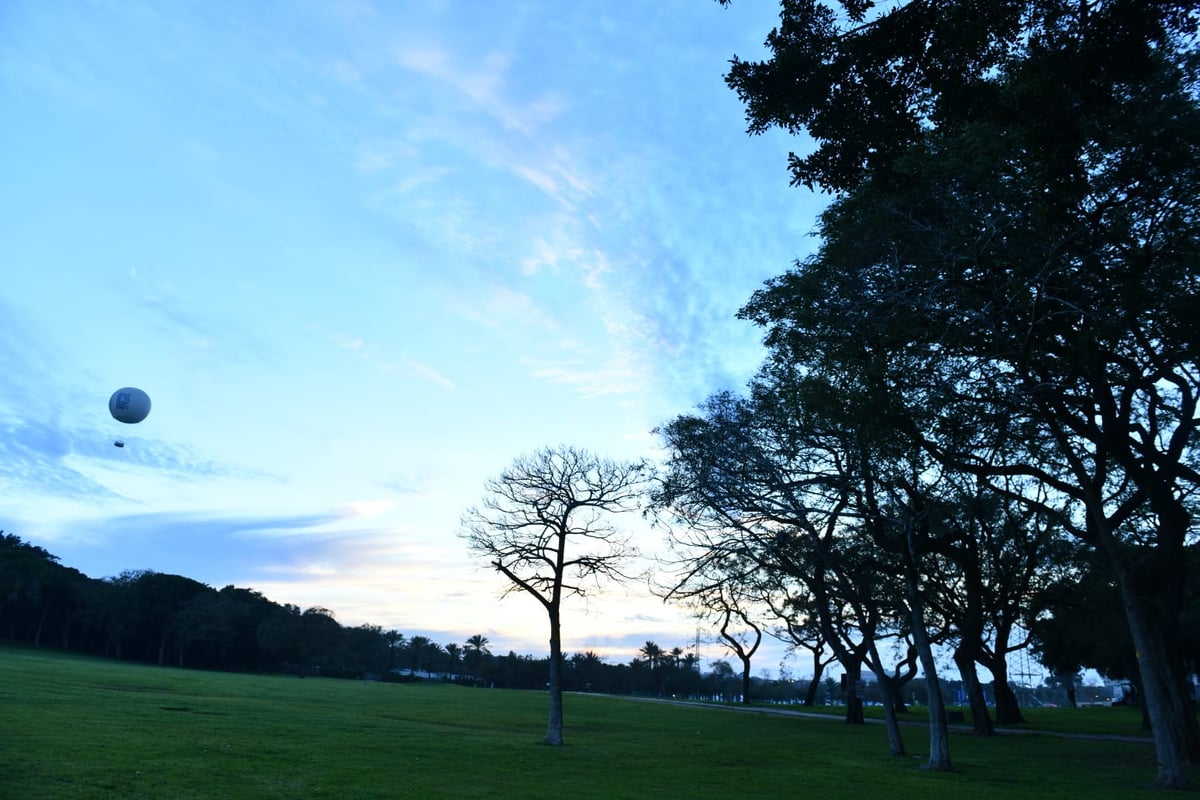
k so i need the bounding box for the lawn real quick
[772,697,1153,738]
[2,645,1189,799]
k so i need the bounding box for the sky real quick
[0,0,828,675]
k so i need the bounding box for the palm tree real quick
[640,641,665,694]
[383,629,406,672]
[569,650,605,691]
[407,635,441,674]
[445,643,462,677]
[639,641,663,669]
[464,634,491,679]
[465,633,491,656]
[579,650,603,666]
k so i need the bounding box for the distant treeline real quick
[0,532,751,697]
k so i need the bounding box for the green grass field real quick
[777,698,1156,738]
[2,645,1190,799]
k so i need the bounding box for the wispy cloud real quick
[480,286,560,332]
[341,19,763,409]
[524,352,646,398]
[0,418,123,503]
[324,327,455,388]
[510,148,592,211]
[393,44,564,137]
[123,268,276,368]
[519,233,585,277]
[0,413,262,511]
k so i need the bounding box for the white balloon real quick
[109,387,151,424]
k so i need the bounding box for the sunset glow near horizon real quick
[1,1,826,674]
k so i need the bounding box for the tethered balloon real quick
[109,387,151,447]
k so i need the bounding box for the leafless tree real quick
[461,445,648,746]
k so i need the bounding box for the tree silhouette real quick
[462,446,648,745]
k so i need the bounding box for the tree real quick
[639,640,664,668]
[256,604,304,672]
[0,532,62,641]
[639,641,666,694]
[933,484,1062,729]
[461,446,648,745]
[854,468,956,769]
[218,586,284,672]
[464,634,491,680]
[384,629,407,673]
[567,650,605,692]
[108,571,210,665]
[650,500,769,704]
[444,642,463,676]
[708,659,738,701]
[767,592,836,707]
[1029,546,1142,706]
[721,0,1200,786]
[652,390,917,754]
[343,624,389,676]
[710,586,762,705]
[172,591,236,668]
[405,635,442,674]
[296,606,342,675]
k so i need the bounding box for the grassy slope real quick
[1,645,1189,799]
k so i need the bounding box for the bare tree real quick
[461,446,648,746]
[710,585,762,705]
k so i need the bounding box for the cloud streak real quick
[47,509,354,582]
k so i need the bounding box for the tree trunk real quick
[544,611,564,746]
[992,679,1023,726]
[1096,516,1197,787]
[866,640,906,756]
[805,656,825,706]
[952,646,993,735]
[59,618,71,651]
[739,654,753,705]
[877,673,907,757]
[905,553,953,771]
[843,663,865,725]
[886,644,918,715]
[1115,573,1193,786]
[1129,672,1151,731]
[985,621,1025,724]
[951,532,992,734]
[880,672,907,716]
[34,606,48,647]
[913,627,953,769]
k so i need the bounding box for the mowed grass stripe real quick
[1,645,1189,799]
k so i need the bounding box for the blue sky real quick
[1,1,824,672]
